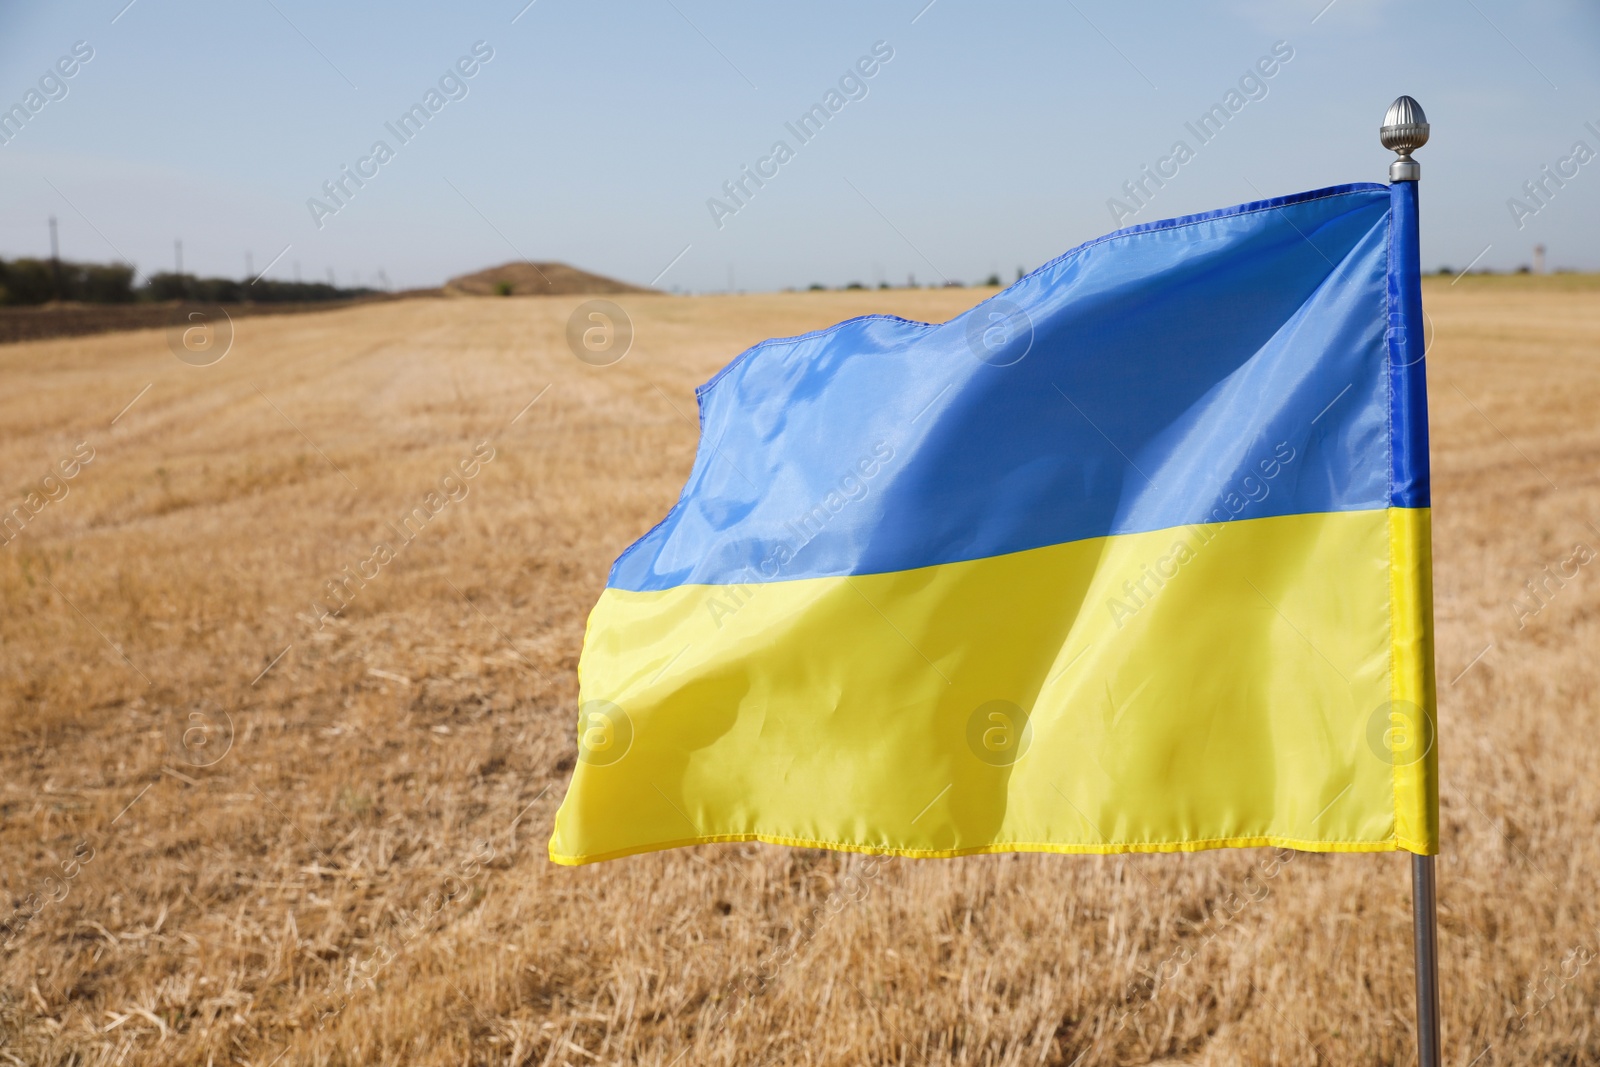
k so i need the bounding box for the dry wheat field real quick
[1,278,1598,1066]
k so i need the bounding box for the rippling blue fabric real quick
[612,183,1404,593]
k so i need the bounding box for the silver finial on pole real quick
[1381,96,1429,182]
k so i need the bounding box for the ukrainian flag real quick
[550,182,1437,865]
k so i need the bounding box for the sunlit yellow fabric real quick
[550,507,1437,865]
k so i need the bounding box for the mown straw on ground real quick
[2,279,1598,1065]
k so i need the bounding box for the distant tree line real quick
[0,257,373,306]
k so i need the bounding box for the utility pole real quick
[245,251,254,281]
[175,239,183,276]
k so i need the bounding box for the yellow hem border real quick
[550,831,1436,867]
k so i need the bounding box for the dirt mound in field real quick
[445,261,655,296]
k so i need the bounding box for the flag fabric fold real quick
[550,182,1438,866]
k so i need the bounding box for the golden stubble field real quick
[1,278,1598,1066]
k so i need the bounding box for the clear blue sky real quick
[1,0,1596,292]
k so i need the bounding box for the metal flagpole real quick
[1381,94,1441,1067]
[1412,853,1441,1066]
